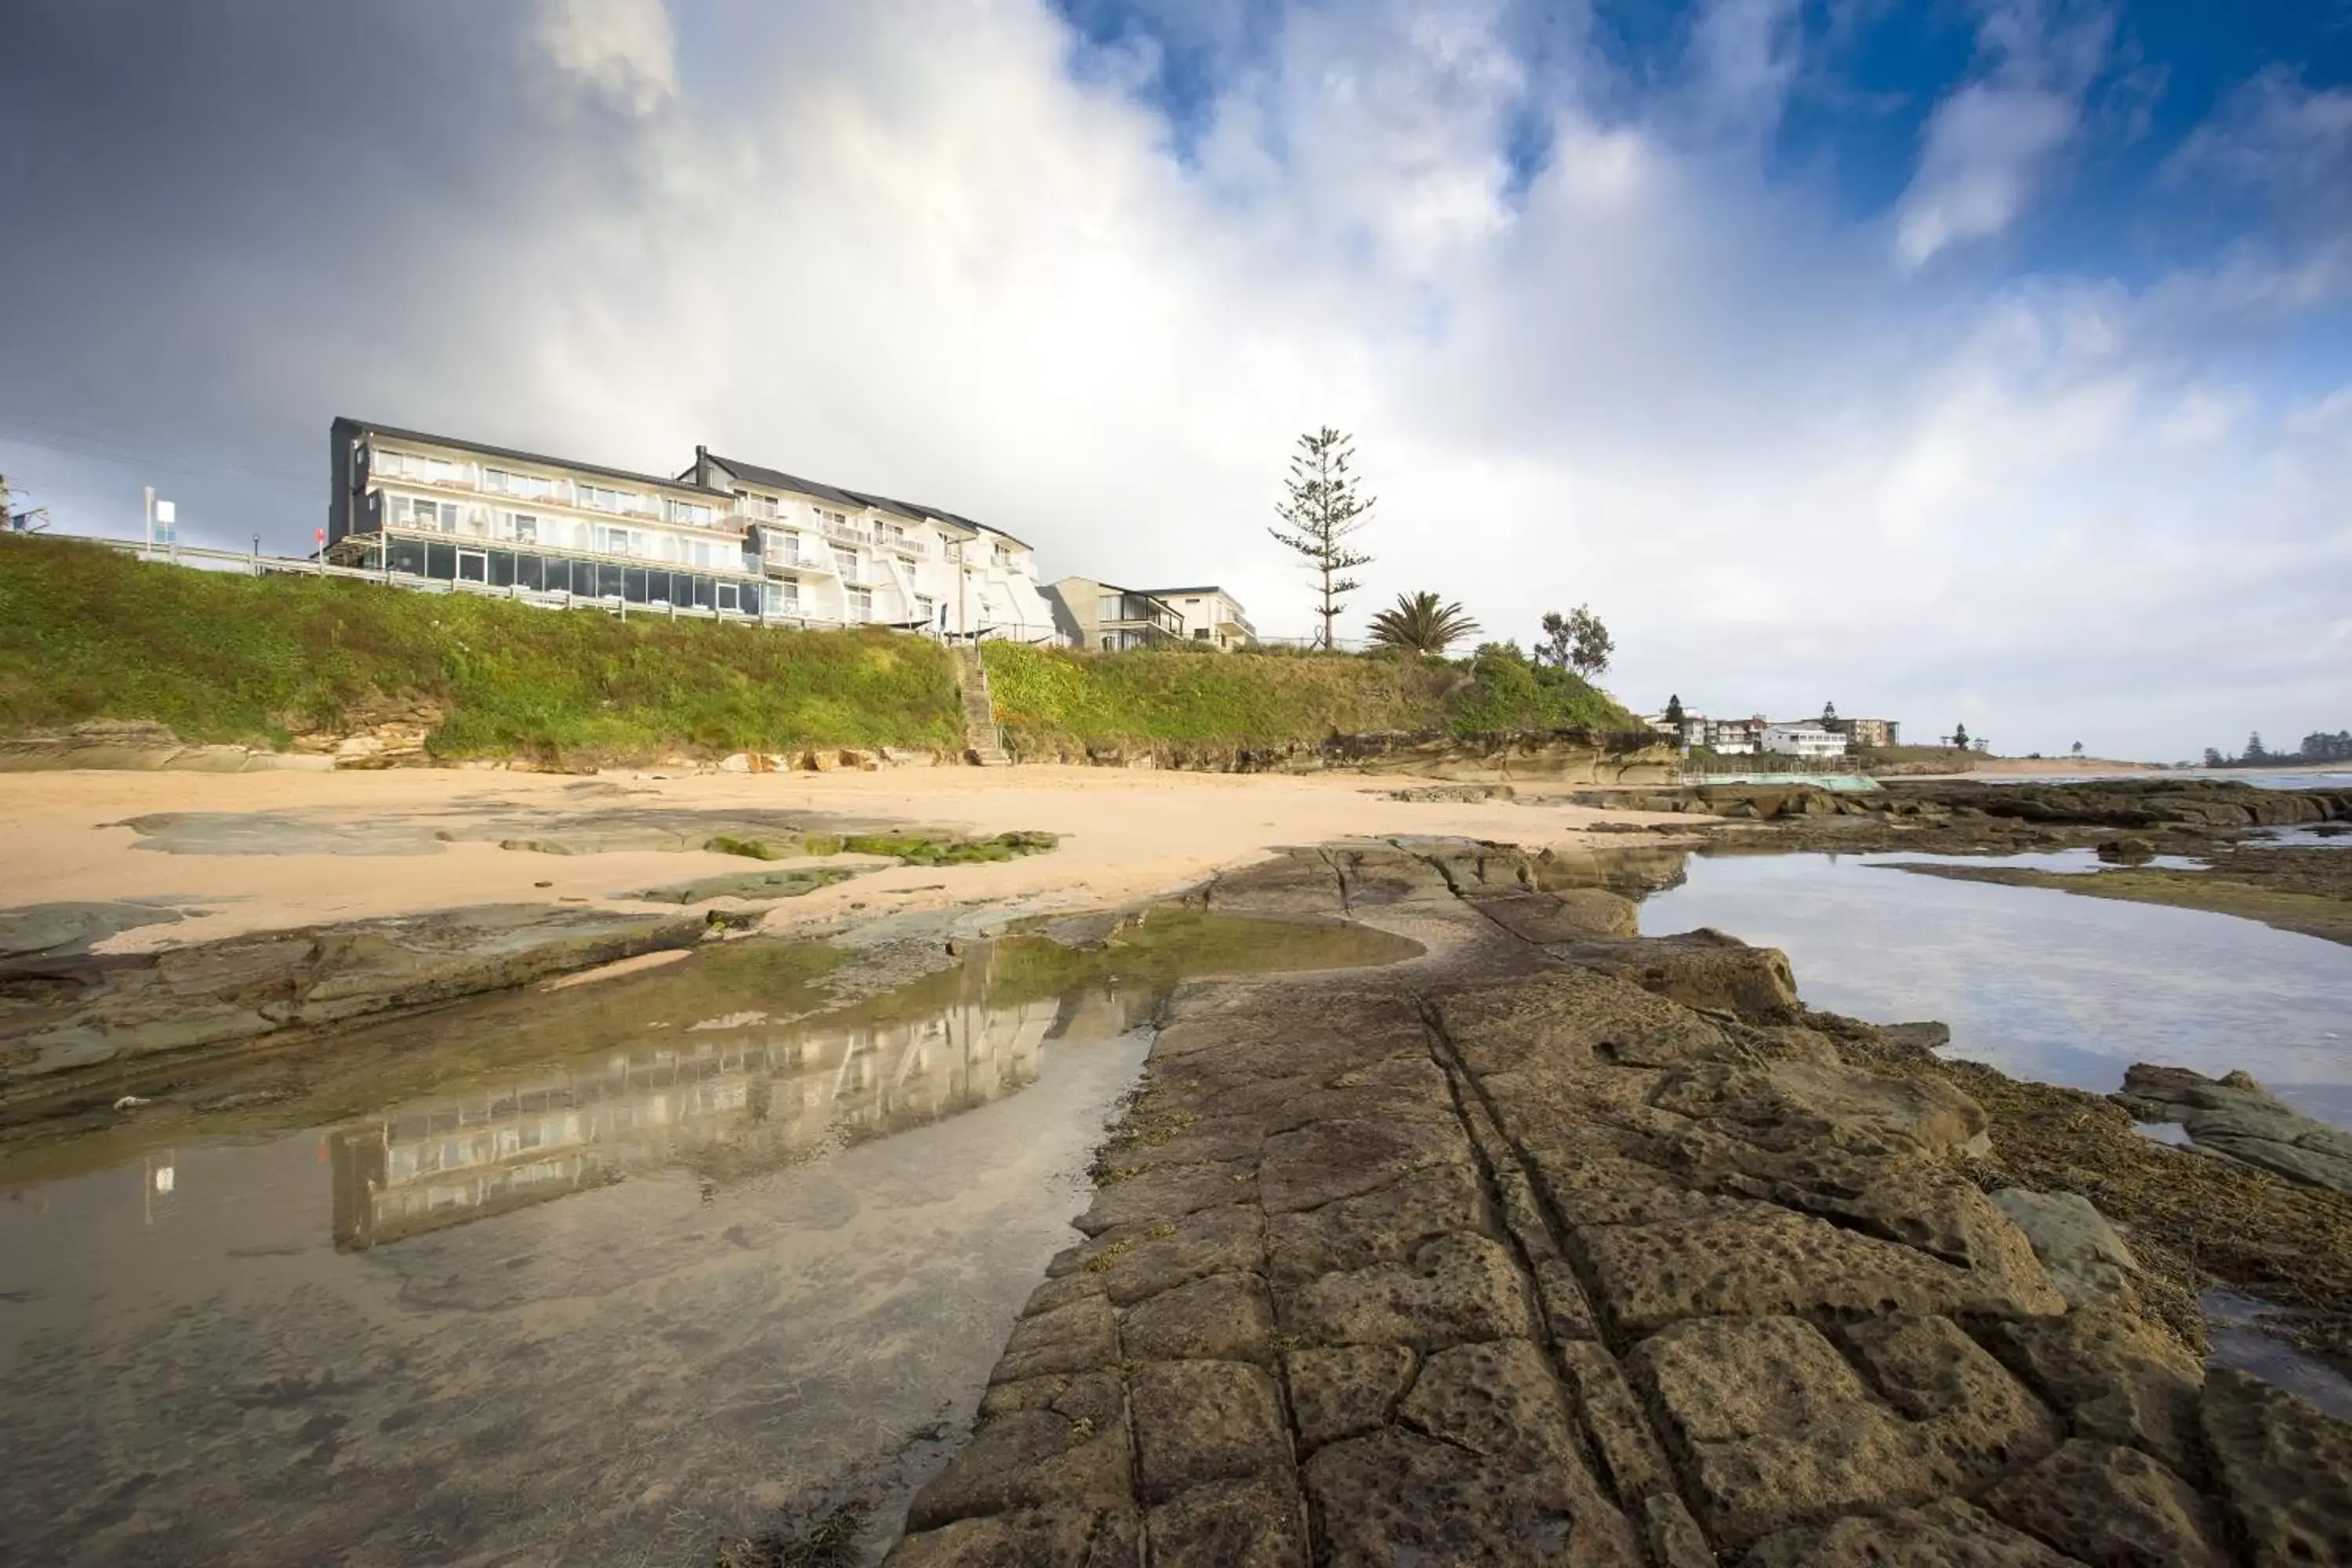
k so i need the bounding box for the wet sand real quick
[0,765,1675,951]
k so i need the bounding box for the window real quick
[1098,594,1123,622]
[594,525,639,557]
[505,513,539,544]
[735,492,780,521]
[391,494,459,532]
[769,581,799,613]
[1193,629,1211,640]
[666,498,716,528]
[577,483,641,514]
[833,549,858,579]
[716,583,739,612]
[848,586,873,621]
[1185,597,1200,605]
[995,543,1011,565]
[481,467,557,500]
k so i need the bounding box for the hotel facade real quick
[327,418,1059,641]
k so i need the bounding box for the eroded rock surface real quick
[0,903,708,1088]
[2117,1063,2352,1199]
[887,851,2352,1565]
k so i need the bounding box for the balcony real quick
[819,517,871,546]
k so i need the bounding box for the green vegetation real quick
[838,829,1059,866]
[1446,643,1633,735]
[0,537,1639,762]
[0,535,963,760]
[1366,590,1480,655]
[982,641,1633,752]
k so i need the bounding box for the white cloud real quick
[532,0,677,117]
[2,0,2347,760]
[1893,1,2115,269]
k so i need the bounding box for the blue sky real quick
[2,0,2347,758]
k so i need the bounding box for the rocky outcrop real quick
[2116,1064,2352,1199]
[0,719,324,774]
[0,903,710,1091]
[1036,729,1679,784]
[884,860,2352,1568]
[887,854,2352,1565]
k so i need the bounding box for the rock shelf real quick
[886,842,2352,1566]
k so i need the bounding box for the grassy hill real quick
[0,536,1636,763]
[982,641,1634,753]
[0,536,963,760]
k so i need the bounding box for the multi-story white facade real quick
[328,419,779,615]
[1145,586,1255,648]
[325,419,1061,639]
[1762,722,1849,758]
[685,450,1057,641]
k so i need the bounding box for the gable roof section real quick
[699,452,868,511]
[701,459,1029,546]
[336,417,731,499]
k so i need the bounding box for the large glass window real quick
[426,543,456,580]
[578,483,643,514]
[834,549,858,579]
[665,498,716,528]
[517,554,545,592]
[390,494,460,532]
[716,583,739,613]
[848,586,873,621]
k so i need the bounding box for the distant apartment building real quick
[1145,586,1256,649]
[684,450,1057,640]
[1044,577,1185,650]
[1822,715,1900,749]
[1693,715,1765,755]
[327,419,1058,639]
[1762,721,1849,759]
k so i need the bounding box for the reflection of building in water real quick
[330,971,1142,1250]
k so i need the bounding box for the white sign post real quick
[154,499,178,563]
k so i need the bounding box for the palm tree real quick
[1367,591,1481,655]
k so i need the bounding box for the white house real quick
[685,450,1058,641]
[1762,722,1849,759]
[1142,586,1255,648]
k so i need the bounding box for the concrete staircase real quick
[956,644,1011,766]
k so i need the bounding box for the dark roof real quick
[698,452,868,511]
[335,417,731,498]
[707,451,1035,550]
[1138,586,1234,597]
[842,488,933,524]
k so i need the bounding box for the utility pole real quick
[144,485,155,555]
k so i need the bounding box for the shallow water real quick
[1639,851,2352,1129]
[0,913,1417,1567]
[2202,1289,2352,1423]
